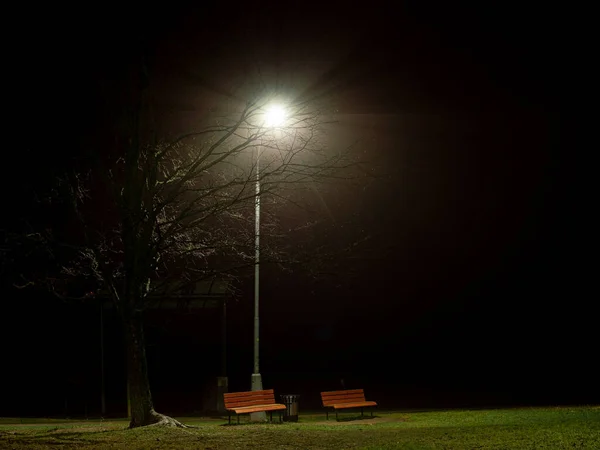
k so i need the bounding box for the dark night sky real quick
[2,3,596,416]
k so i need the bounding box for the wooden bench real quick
[223,389,286,424]
[321,389,377,420]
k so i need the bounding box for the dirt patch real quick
[50,426,114,433]
[2,422,109,428]
[310,416,406,426]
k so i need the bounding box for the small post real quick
[100,299,106,416]
[216,299,229,414]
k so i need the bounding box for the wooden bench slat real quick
[322,392,365,399]
[230,404,286,414]
[224,390,275,400]
[225,393,275,400]
[225,396,276,405]
[322,394,366,402]
[321,389,365,396]
[332,401,377,410]
[321,389,365,394]
[224,389,275,399]
[323,399,366,406]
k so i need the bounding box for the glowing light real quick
[264,104,286,127]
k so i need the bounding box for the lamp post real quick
[250,103,286,420]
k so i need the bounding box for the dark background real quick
[2,3,595,416]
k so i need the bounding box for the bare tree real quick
[10,58,368,426]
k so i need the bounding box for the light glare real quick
[264,104,286,127]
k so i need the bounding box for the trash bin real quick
[280,394,300,422]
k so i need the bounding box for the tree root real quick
[129,410,198,429]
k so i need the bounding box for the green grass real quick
[1,406,599,449]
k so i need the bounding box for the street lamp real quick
[251,103,287,408]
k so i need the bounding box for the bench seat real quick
[331,400,378,410]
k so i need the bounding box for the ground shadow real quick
[220,420,286,427]
[335,414,378,422]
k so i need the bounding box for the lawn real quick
[1,406,598,449]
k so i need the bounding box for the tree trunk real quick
[122,308,187,428]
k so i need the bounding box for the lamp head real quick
[264,104,287,127]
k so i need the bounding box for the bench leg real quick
[228,413,231,425]
[279,411,283,423]
[269,411,273,423]
[336,410,338,421]
[361,407,364,417]
[237,414,240,425]
[326,410,328,420]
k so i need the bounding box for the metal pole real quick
[253,146,260,377]
[250,143,265,421]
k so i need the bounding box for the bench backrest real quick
[321,389,367,406]
[224,389,277,409]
